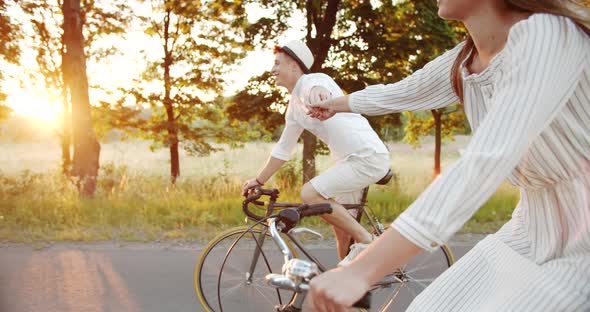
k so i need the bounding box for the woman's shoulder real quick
[508,13,587,43]
[501,12,589,63]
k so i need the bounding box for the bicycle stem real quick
[268,218,293,264]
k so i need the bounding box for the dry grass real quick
[0,136,518,242]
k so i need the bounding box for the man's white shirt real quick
[270,73,388,162]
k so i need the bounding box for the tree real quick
[21,0,131,174]
[386,1,467,176]
[403,109,466,176]
[120,0,248,183]
[62,0,101,196]
[0,104,11,123]
[226,0,469,180]
[227,71,286,137]
[0,0,21,121]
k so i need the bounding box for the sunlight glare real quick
[6,90,62,128]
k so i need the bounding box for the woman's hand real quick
[307,93,352,121]
[306,99,337,121]
[307,105,336,121]
[305,266,371,312]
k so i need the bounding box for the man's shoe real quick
[337,242,369,267]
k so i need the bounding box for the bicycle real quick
[194,170,455,311]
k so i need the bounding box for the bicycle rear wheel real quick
[367,244,454,312]
[194,226,298,312]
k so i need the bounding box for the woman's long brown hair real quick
[450,1,590,103]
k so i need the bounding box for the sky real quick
[2,1,305,129]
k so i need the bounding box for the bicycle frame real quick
[235,183,392,311]
[244,185,384,284]
[199,174,456,312]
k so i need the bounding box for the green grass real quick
[0,137,519,242]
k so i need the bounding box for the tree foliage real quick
[386,1,468,175]
[101,0,253,182]
[224,0,468,179]
[20,0,132,173]
[403,109,466,148]
[228,71,287,137]
[0,0,21,120]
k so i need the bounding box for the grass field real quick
[0,136,519,242]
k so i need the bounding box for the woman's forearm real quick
[329,95,352,112]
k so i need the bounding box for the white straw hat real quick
[281,40,314,73]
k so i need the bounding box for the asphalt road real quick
[0,235,483,312]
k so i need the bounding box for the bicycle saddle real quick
[376,169,394,185]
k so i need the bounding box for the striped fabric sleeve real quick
[348,42,463,115]
[393,14,588,252]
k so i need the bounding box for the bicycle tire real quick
[194,226,299,312]
[365,244,455,312]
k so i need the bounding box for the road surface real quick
[0,234,483,312]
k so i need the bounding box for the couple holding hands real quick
[244,1,590,311]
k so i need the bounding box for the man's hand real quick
[307,86,337,121]
[241,179,261,196]
[309,86,332,105]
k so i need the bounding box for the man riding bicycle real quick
[242,40,390,265]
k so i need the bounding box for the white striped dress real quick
[349,14,590,311]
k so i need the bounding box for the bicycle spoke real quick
[403,263,432,274]
[403,277,431,292]
[218,282,245,301]
[253,283,279,306]
[196,228,295,311]
[407,278,437,284]
[380,283,404,311]
[196,209,454,312]
[405,255,429,274]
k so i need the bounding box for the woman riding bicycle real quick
[306,0,590,311]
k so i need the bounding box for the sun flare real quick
[6,90,62,128]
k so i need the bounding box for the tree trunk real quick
[432,109,442,177]
[61,88,71,175]
[166,100,179,183]
[302,0,340,184]
[163,9,179,184]
[62,0,100,196]
[302,130,316,183]
[60,35,71,175]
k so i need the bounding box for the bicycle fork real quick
[245,227,268,284]
[265,219,325,311]
[246,219,294,284]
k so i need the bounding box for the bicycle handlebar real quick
[242,186,278,221]
[298,203,333,218]
[266,258,371,309]
[242,186,334,222]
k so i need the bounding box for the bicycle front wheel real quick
[368,244,455,312]
[194,226,298,312]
